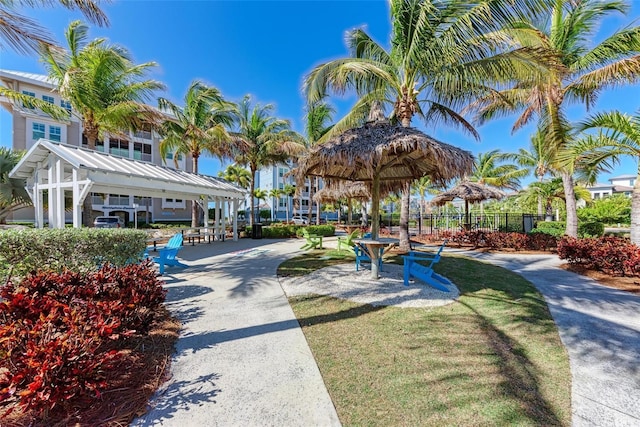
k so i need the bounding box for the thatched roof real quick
[430,181,506,206]
[294,120,474,189]
[313,181,370,203]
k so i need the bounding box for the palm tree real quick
[470,0,640,237]
[231,95,306,226]
[0,148,30,223]
[305,0,546,250]
[252,188,268,223]
[304,100,335,225]
[268,187,283,221]
[283,184,296,223]
[1,1,109,120]
[1,0,108,55]
[508,130,555,215]
[218,163,251,228]
[40,20,165,226]
[412,176,439,234]
[471,150,529,191]
[518,177,591,222]
[572,110,640,243]
[158,81,235,227]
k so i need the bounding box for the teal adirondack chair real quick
[153,233,188,274]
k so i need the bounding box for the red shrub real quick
[0,262,166,417]
[558,236,640,277]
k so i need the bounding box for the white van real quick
[93,216,125,228]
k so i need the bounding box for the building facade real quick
[1,69,193,225]
[587,174,636,200]
[251,163,329,221]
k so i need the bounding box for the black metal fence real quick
[414,213,546,235]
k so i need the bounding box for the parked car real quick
[93,216,125,228]
[291,215,308,225]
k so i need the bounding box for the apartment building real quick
[1,69,192,225]
[253,163,327,221]
[587,174,636,200]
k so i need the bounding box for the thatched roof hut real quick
[294,119,473,239]
[430,181,505,226]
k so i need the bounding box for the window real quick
[134,123,153,139]
[42,95,54,104]
[60,100,72,111]
[82,135,105,152]
[278,167,288,178]
[134,196,151,206]
[301,200,309,207]
[49,125,61,142]
[32,123,45,140]
[109,138,129,157]
[133,142,152,161]
[108,194,130,205]
[278,197,287,208]
[165,152,183,161]
[22,91,35,108]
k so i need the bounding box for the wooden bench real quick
[153,233,188,275]
[402,240,451,292]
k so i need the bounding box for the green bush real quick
[298,225,335,237]
[578,221,605,238]
[263,224,299,238]
[0,228,148,281]
[532,221,565,237]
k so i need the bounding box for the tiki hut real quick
[430,181,505,229]
[294,119,474,239]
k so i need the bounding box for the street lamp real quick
[132,203,139,228]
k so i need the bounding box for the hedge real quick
[0,228,148,281]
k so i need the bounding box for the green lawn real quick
[279,252,571,426]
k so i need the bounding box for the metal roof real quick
[10,139,247,200]
[0,69,56,88]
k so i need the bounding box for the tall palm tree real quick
[1,1,109,120]
[159,81,235,227]
[470,0,640,237]
[471,150,529,191]
[571,110,640,243]
[253,188,268,223]
[0,148,30,223]
[231,95,306,226]
[218,163,251,228]
[518,177,591,221]
[305,0,547,250]
[268,187,283,220]
[40,20,165,226]
[1,0,108,55]
[283,183,296,223]
[304,100,335,225]
[508,130,555,215]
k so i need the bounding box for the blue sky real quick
[1,0,639,185]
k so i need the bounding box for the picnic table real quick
[354,238,399,279]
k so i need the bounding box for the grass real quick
[278,251,571,426]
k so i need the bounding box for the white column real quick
[47,158,54,228]
[203,196,210,231]
[55,158,64,228]
[232,198,239,241]
[214,197,221,239]
[72,168,81,228]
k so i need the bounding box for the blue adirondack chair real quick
[402,240,451,291]
[153,233,187,274]
[354,245,384,272]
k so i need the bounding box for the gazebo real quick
[9,139,247,238]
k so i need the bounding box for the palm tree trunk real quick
[191,156,199,227]
[561,171,578,237]
[631,172,640,245]
[249,167,256,227]
[82,131,100,227]
[399,182,411,251]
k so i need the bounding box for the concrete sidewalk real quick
[452,249,640,427]
[132,237,340,427]
[132,237,640,426]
